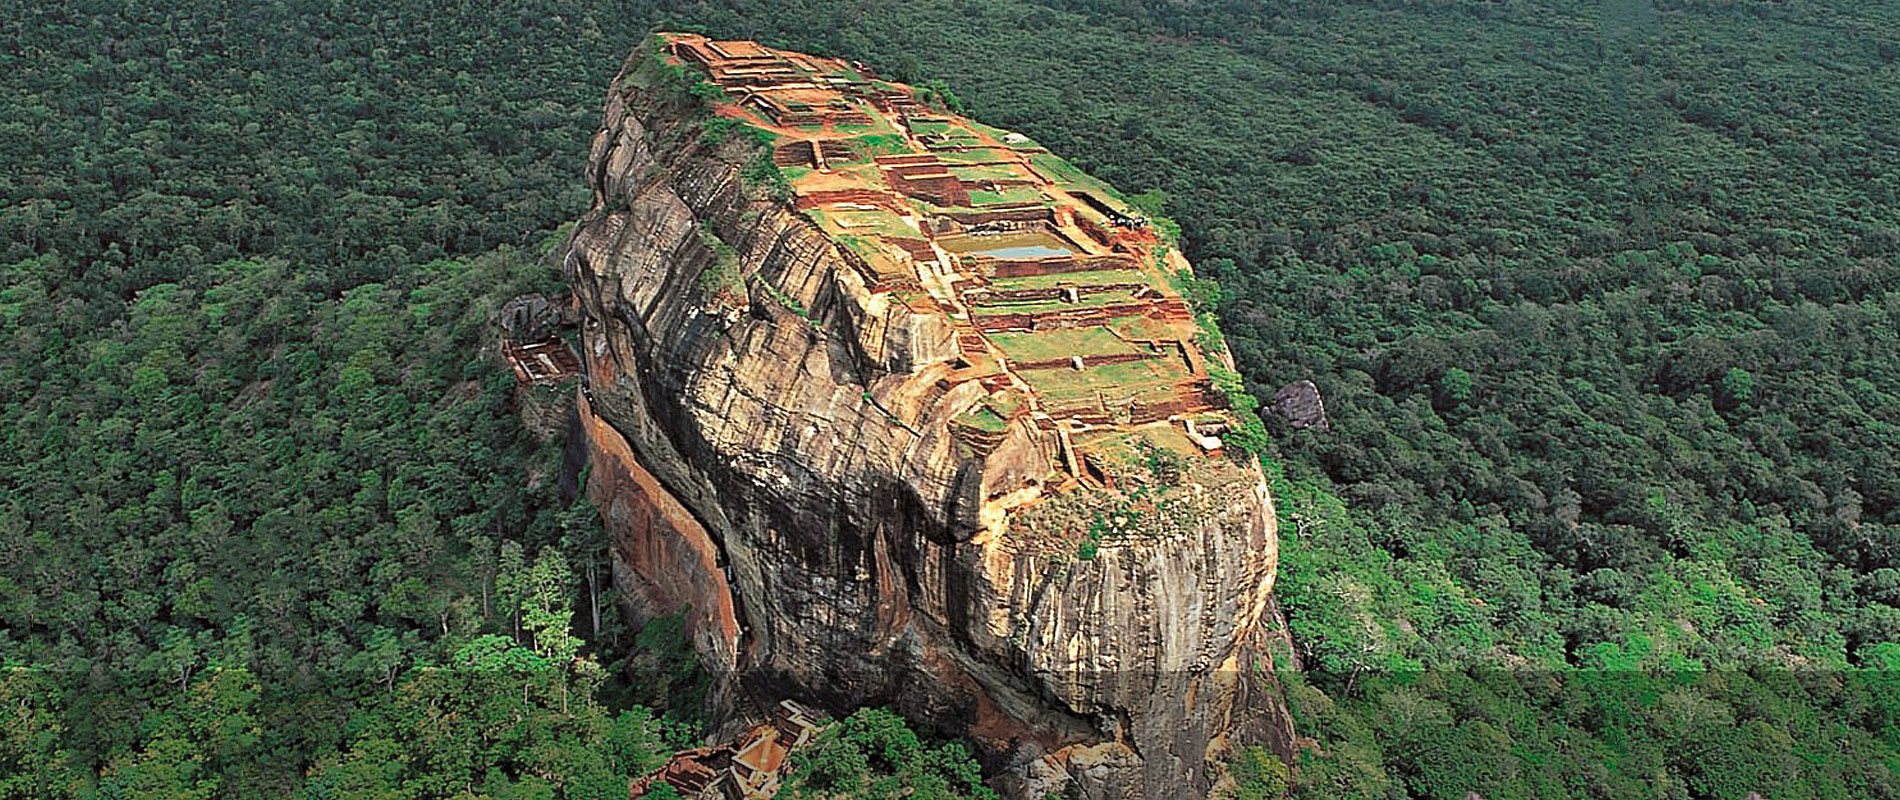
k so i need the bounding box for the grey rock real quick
[1272,380,1328,431]
[500,293,563,341]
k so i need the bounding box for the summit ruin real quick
[663,33,1239,501]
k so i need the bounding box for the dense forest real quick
[3,0,1897,797]
[0,3,987,797]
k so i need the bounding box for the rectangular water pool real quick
[979,243,1073,259]
[941,230,1079,260]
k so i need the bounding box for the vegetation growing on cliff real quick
[743,150,799,204]
[696,223,747,305]
[641,33,795,206]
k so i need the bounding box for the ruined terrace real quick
[664,34,1237,492]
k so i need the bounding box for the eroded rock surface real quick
[499,293,564,341]
[1272,380,1328,431]
[567,37,1293,798]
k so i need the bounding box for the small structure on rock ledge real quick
[502,337,581,386]
[500,293,582,386]
[630,700,828,799]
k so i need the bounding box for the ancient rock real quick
[568,35,1293,798]
[499,293,563,341]
[1272,380,1328,431]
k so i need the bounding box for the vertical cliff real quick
[566,36,1293,798]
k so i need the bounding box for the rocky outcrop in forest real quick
[564,37,1293,798]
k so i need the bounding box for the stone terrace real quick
[662,33,1238,485]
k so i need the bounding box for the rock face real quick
[1272,380,1328,431]
[499,293,564,341]
[566,38,1292,798]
